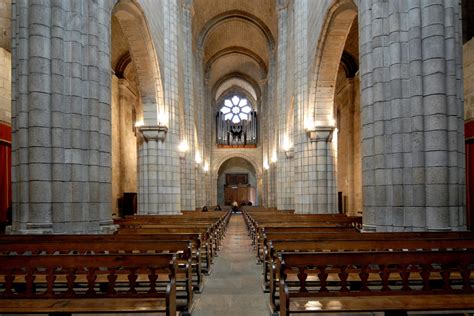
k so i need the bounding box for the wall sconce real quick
[282,136,294,158]
[178,140,189,158]
[137,124,168,142]
[270,152,277,164]
[203,162,209,173]
[306,126,335,142]
[263,159,270,170]
[195,151,202,166]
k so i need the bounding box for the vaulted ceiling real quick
[193,0,277,101]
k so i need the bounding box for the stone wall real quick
[0,0,11,51]
[335,69,362,215]
[111,75,120,215]
[465,38,474,120]
[0,48,10,124]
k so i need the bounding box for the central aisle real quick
[193,214,269,316]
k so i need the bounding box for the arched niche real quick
[216,157,258,206]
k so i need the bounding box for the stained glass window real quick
[220,95,252,124]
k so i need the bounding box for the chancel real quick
[0,0,474,315]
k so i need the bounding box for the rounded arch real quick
[215,77,258,101]
[112,0,164,107]
[213,153,261,177]
[310,0,357,121]
[205,46,268,77]
[198,10,275,52]
[211,72,262,103]
[215,156,260,206]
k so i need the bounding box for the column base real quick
[6,222,54,234]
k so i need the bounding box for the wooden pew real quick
[118,226,216,275]
[0,253,178,316]
[276,250,474,315]
[0,239,195,313]
[117,210,231,256]
[267,238,474,312]
[241,210,362,255]
[260,231,474,293]
[0,233,206,293]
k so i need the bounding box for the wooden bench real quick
[0,253,178,316]
[267,238,474,312]
[117,210,231,261]
[256,226,358,261]
[0,233,206,294]
[241,210,362,257]
[118,226,216,274]
[0,238,195,313]
[276,250,474,315]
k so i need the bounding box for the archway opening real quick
[334,17,362,216]
[217,157,257,206]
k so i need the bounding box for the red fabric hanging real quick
[0,123,11,223]
[466,120,474,230]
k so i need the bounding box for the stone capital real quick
[137,125,168,142]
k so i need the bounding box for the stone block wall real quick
[0,0,11,51]
[0,47,10,124]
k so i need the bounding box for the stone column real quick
[275,0,295,210]
[359,0,465,231]
[293,0,338,214]
[194,49,206,208]
[10,0,114,234]
[180,0,196,210]
[136,0,181,215]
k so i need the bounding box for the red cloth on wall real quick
[0,123,11,223]
[466,120,474,230]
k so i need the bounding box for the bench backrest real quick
[0,240,192,258]
[278,250,474,295]
[270,239,474,258]
[0,253,176,300]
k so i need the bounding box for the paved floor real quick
[193,213,269,316]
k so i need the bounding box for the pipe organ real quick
[216,111,257,146]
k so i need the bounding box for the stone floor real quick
[192,213,269,316]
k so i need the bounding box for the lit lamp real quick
[282,137,294,158]
[178,140,189,158]
[203,162,209,173]
[271,151,278,164]
[263,159,270,170]
[306,126,335,142]
[195,151,202,167]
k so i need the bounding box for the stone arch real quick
[212,72,262,103]
[198,10,275,52]
[213,155,262,206]
[214,153,261,179]
[205,46,268,77]
[310,0,357,122]
[112,0,164,112]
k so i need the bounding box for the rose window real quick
[220,96,252,124]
